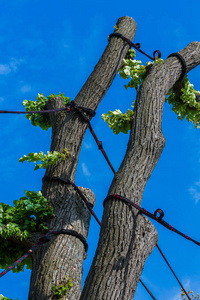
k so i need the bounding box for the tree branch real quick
[81,42,200,300]
[28,16,137,300]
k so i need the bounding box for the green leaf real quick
[22,93,70,130]
[102,109,134,135]
[19,149,69,170]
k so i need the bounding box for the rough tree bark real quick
[27,16,137,300]
[24,15,200,299]
[80,41,200,299]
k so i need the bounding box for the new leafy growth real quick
[0,295,18,300]
[19,149,69,170]
[52,276,73,299]
[102,49,200,134]
[0,149,69,273]
[0,190,53,272]
[22,93,70,130]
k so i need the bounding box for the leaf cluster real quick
[0,190,53,235]
[22,93,70,130]
[52,276,73,299]
[119,49,151,91]
[102,49,200,134]
[0,295,18,300]
[102,109,134,134]
[0,190,53,272]
[166,76,200,128]
[102,50,162,134]
[19,149,69,170]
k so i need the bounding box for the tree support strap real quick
[43,176,102,226]
[167,53,187,82]
[42,176,157,299]
[43,176,190,299]
[0,101,96,116]
[103,194,200,247]
[0,106,71,114]
[103,195,192,299]
[70,101,116,174]
[0,229,88,279]
[109,32,161,61]
[0,101,115,174]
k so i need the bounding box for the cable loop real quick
[104,194,200,246]
[135,43,141,49]
[109,32,161,61]
[153,50,161,59]
[154,209,164,220]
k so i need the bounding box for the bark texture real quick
[80,42,200,299]
[28,16,137,300]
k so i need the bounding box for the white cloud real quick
[165,278,191,300]
[182,278,191,290]
[195,181,200,187]
[20,84,32,93]
[172,290,182,300]
[81,163,91,177]
[0,97,5,103]
[0,64,11,75]
[0,58,23,75]
[83,142,92,149]
[189,182,200,204]
[10,58,23,71]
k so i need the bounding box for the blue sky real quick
[0,0,200,299]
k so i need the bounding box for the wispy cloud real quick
[20,84,32,93]
[183,278,191,290]
[172,290,182,300]
[0,58,23,75]
[164,278,191,300]
[81,163,91,177]
[0,64,11,75]
[83,142,92,149]
[189,181,200,203]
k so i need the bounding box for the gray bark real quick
[28,16,137,300]
[80,42,200,299]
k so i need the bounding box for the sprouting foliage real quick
[102,109,134,134]
[102,48,200,134]
[22,93,70,130]
[19,149,69,170]
[166,76,200,128]
[52,276,73,299]
[0,190,53,272]
[0,295,18,300]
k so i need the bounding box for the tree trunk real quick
[80,42,200,299]
[28,16,137,300]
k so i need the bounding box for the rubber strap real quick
[168,53,187,82]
